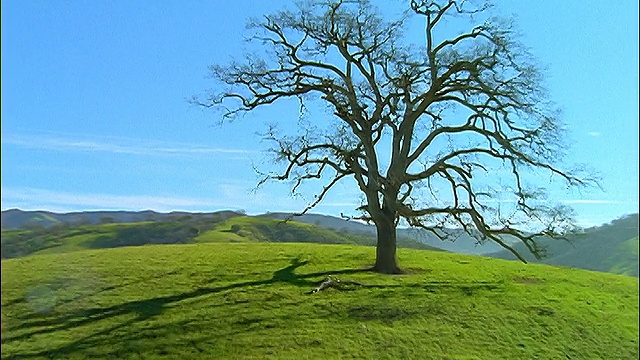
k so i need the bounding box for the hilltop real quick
[2,242,638,359]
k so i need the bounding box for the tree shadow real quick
[5,270,181,313]
[3,257,371,359]
[406,280,505,295]
[269,257,369,286]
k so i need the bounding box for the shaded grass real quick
[1,222,183,258]
[605,236,639,276]
[2,243,638,359]
[488,215,639,277]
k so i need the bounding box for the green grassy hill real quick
[261,212,521,255]
[603,236,639,276]
[1,216,439,259]
[193,216,438,251]
[2,243,638,359]
[1,222,201,258]
[487,214,639,277]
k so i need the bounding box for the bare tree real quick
[196,0,594,273]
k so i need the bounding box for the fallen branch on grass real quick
[306,276,364,294]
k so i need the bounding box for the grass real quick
[1,222,173,258]
[605,236,639,276]
[2,242,638,359]
[192,216,390,247]
[1,216,439,260]
[193,216,360,244]
[487,214,639,277]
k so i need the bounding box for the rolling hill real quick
[3,209,638,276]
[2,242,638,359]
[261,212,520,255]
[1,216,440,259]
[486,214,639,276]
[1,208,242,230]
[2,210,520,255]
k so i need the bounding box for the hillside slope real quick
[487,214,639,276]
[4,209,638,276]
[194,216,440,251]
[1,216,439,259]
[262,212,518,254]
[2,243,638,359]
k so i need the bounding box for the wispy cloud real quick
[1,185,366,214]
[0,185,324,213]
[1,132,257,159]
[586,131,601,137]
[1,187,227,212]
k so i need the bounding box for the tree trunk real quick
[372,209,402,274]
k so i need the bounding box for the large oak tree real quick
[197,0,592,273]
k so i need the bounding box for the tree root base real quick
[371,265,404,274]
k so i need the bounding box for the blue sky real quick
[1,1,638,227]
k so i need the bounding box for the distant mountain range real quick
[0,208,241,230]
[2,209,638,276]
[4,209,507,255]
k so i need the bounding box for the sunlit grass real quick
[194,216,370,245]
[2,243,638,359]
